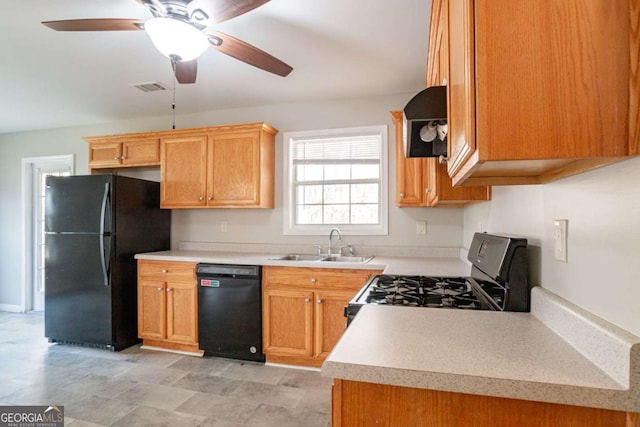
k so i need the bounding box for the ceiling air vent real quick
[131,82,168,93]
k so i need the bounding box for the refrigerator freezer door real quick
[44,233,113,346]
[45,175,112,234]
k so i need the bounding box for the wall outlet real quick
[553,219,568,262]
[220,221,228,233]
[416,220,427,235]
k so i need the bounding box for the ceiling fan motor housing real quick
[141,0,210,29]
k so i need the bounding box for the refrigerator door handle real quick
[99,182,111,287]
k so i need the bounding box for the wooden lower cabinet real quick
[137,260,200,354]
[262,266,382,367]
[332,379,640,427]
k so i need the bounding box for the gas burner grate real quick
[366,275,480,308]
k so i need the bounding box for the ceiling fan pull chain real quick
[171,58,177,130]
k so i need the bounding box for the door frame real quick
[21,154,75,312]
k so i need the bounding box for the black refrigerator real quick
[44,175,171,351]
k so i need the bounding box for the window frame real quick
[282,125,389,236]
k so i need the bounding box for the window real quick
[283,125,388,235]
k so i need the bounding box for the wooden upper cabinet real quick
[86,135,160,172]
[391,110,490,207]
[445,0,638,186]
[160,135,208,208]
[160,122,276,209]
[207,129,273,207]
[392,111,426,207]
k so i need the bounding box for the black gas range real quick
[345,233,529,326]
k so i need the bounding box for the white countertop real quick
[134,250,471,276]
[322,287,640,413]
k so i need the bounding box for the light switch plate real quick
[553,219,568,262]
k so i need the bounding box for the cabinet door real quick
[314,290,354,359]
[426,159,491,206]
[166,281,198,344]
[122,138,160,166]
[207,131,262,207]
[263,288,314,357]
[89,142,122,168]
[160,135,208,208]
[138,279,166,340]
[446,0,476,179]
[391,111,426,207]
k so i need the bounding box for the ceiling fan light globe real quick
[144,17,209,62]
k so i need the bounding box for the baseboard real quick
[0,304,24,313]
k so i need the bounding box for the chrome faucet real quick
[328,228,342,256]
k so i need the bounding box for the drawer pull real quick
[161,269,168,273]
[166,288,172,292]
[305,298,310,303]
[316,299,322,305]
[156,287,163,292]
[311,278,317,283]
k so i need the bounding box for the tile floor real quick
[0,311,332,426]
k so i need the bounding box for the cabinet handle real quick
[113,156,120,160]
[400,193,405,198]
[121,155,127,160]
[316,299,322,304]
[426,188,431,193]
[166,288,172,292]
[156,287,163,291]
[305,298,310,303]
[198,196,204,201]
[438,155,448,164]
[207,196,212,201]
[311,278,317,283]
[161,269,168,273]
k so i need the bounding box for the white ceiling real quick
[0,0,431,134]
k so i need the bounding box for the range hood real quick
[403,85,448,158]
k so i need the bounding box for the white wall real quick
[464,157,640,337]
[0,94,464,308]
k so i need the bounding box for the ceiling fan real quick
[42,0,293,84]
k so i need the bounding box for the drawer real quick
[263,266,379,291]
[138,260,196,282]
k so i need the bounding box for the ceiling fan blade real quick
[189,0,270,24]
[42,19,144,31]
[207,31,292,77]
[174,60,198,84]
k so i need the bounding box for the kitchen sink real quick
[269,254,373,263]
[322,255,374,263]
[269,254,326,261]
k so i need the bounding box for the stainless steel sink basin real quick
[322,255,374,263]
[268,254,374,263]
[269,254,326,261]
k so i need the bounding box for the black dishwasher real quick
[196,263,264,362]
